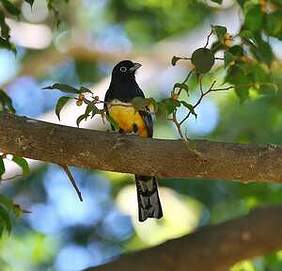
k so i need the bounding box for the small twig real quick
[172,110,185,139]
[199,75,204,95]
[179,80,229,126]
[204,29,214,48]
[176,69,194,96]
[60,165,83,202]
[210,85,234,92]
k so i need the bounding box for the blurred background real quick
[1,0,282,270]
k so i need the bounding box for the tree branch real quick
[85,206,282,271]
[1,112,282,183]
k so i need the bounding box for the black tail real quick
[135,175,163,222]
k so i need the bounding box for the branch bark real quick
[85,206,282,271]
[1,112,282,182]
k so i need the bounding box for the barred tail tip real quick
[135,175,163,222]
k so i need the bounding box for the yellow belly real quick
[108,104,148,137]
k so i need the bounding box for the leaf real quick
[0,194,13,210]
[250,35,274,65]
[90,105,101,118]
[180,101,197,118]
[225,64,253,102]
[258,83,279,95]
[171,56,182,66]
[156,98,180,119]
[0,10,10,40]
[132,97,151,111]
[240,30,256,47]
[55,96,71,120]
[0,89,15,113]
[76,114,87,127]
[107,114,119,130]
[12,156,30,176]
[0,0,20,16]
[228,45,244,57]
[212,25,227,42]
[0,157,5,178]
[83,103,101,119]
[211,0,222,4]
[24,0,34,8]
[265,11,282,40]
[173,83,189,95]
[79,86,93,94]
[244,4,264,33]
[0,205,11,233]
[210,41,224,53]
[224,51,236,68]
[0,37,16,54]
[43,83,80,94]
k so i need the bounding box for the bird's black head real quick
[111,60,142,79]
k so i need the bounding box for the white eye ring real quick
[120,66,127,72]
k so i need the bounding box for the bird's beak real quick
[129,62,142,73]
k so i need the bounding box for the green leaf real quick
[12,156,30,176]
[173,83,189,94]
[171,56,182,66]
[83,102,101,119]
[225,64,253,102]
[79,86,93,94]
[265,11,282,40]
[0,205,11,233]
[43,83,80,94]
[0,89,15,113]
[211,0,222,4]
[210,41,224,53]
[212,25,227,42]
[228,45,244,57]
[234,86,250,103]
[132,97,150,111]
[24,0,34,8]
[250,36,274,65]
[244,4,264,33]
[90,105,101,118]
[55,96,71,120]
[0,194,13,210]
[224,51,236,68]
[180,101,197,118]
[156,98,180,119]
[0,37,16,53]
[76,114,87,127]
[107,114,119,130]
[240,30,256,47]
[0,10,10,39]
[0,157,5,178]
[258,83,279,95]
[0,0,20,16]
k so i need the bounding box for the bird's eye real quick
[120,66,127,72]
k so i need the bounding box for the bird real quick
[104,60,163,222]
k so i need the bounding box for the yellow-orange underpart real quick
[108,104,148,138]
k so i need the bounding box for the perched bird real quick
[104,60,163,222]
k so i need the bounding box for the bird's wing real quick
[138,110,153,138]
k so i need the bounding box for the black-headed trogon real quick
[104,60,163,222]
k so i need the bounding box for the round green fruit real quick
[191,48,215,73]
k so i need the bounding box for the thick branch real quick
[85,206,282,271]
[1,112,282,182]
